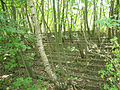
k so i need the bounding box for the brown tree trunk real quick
[85,0,90,35]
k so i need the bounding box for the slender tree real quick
[11,0,16,20]
[1,0,5,11]
[57,0,62,44]
[53,0,58,39]
[41,0,46,33]
[111,0,115,37]
[28,0,61,87]
[92,0,96,34]
[85,0,90,35]
[115,0,120,43]
[108,0,114,39]
[62,0,65,35]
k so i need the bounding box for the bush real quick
[98,37,120,90]
[0,11,34,89]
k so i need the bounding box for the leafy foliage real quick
[98,37,120,90]
[0,11,32,70]
[95,16,120,30]
[67,46,79,52]
[12,77,33,89]
[0,11,35,89]
[0,0,120,89]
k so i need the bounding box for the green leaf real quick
[110,37,118,42]
[5,65,9,69]
[104,84,109,89]
[68,78,71,80]
[27,46,31,49]
[73,7,78,10]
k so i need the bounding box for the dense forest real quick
[0,0,120,90]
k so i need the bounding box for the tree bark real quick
[85,0,90,35]
[28,0,60,87]
[116,0,120,43]
[11,0,16,20]
[92,0,96,34]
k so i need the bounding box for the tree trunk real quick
[92,0,96,35]
[62,0,65,36]
[108,0,114,39]
[11,0,16,20]
[28,0,60,87]
[111,0,114,37]
[85,0,90,35]
[115,0,119,43]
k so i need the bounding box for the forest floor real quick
[31,36,112,90]
[0,36,112,90]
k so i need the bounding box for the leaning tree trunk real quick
[28,0,60,87]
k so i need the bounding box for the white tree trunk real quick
[28,0,59,86]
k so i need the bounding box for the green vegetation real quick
[0,0,120,89]
[98,17,120,90]
[99,37,120,90]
